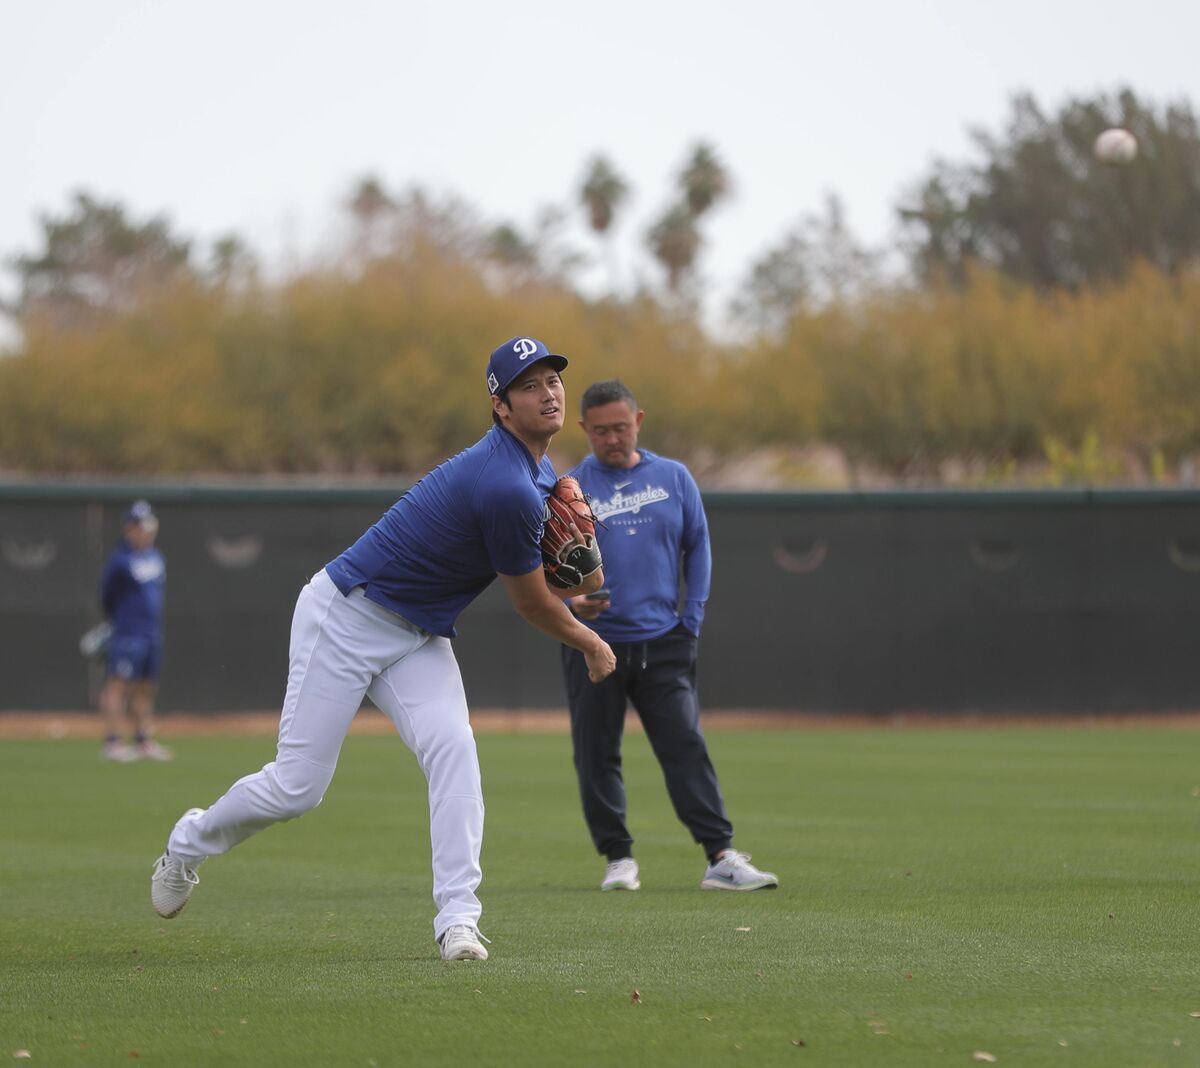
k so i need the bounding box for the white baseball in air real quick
[1093,127,1138,164]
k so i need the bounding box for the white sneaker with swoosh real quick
[601,857,641,891]
[701,850,779,891]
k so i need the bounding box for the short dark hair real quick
[580,379,637,418]
[491,386,510,426]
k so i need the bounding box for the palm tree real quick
[208,232,256,288]
[579,155,630,293]
[579,155,630,235]
[679,142,732,217]
[344,175,395,262]
[646,204,701,292]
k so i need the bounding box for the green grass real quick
[2,726,1199,1066]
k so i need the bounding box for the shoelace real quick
[156,858,200,889]
[719,851,754,869]
[445,924,491,945]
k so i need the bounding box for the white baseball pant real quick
[167,568,484,941]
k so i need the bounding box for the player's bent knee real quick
[272,784,326,820]
[426,720,477,758]
[422,726,481,789]
[265,765,331,820]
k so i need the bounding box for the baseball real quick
[1093,127,1138,165]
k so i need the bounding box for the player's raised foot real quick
[439,925,490,961]
[151,853,202,917]
[102,740,138,762]
[701,850,779,891]
[151,809,207,918]
[601,857,641,891]
[137,739,174,762]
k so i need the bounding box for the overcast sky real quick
[4,0,1199,319]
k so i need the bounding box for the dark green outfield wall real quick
[2,482,1199,714]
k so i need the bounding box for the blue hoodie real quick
[568,448,710,643]
[100,543,165,639]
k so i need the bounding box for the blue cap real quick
[486,336,568,396]
[124,499,157,526]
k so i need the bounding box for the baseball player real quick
[99,500,172,762]
[562,380,778,892]
[150,337,616,962]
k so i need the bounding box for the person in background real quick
[99,499,172,762]
[562,379,779,893]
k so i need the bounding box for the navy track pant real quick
[560,625,733,862]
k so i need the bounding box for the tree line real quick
[2,87,1199,485]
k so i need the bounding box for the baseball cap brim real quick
[497,352,568,393]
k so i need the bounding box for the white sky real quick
[3,0,1199,320]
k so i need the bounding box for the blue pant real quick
[561,625,733,861]
[106,634,163,681]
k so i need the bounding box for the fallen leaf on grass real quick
[904,971,914,981]
[735,926,752,932]
[630,990,642,1005]
[13,1052,32,1060]
[573,990,586,995]
[791,1039,806,1047]
[754,970,765,978]
[1190,1012,1200,1018]
[972,1052,997,1063]
[868,1020,890,1035]
[212,1029,224,1037]
[699,1015,712,1022]
[1057,1040,1069,1047]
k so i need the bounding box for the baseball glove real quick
[542,476,603,589]
[79,621,113,659]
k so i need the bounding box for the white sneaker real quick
[700,850,779,891]
[439,925,490,961]
[150,808,206,918]
[137,740,174,762]
[102,740,138,762]
[601,857,641,891]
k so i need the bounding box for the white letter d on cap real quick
[514,337,538,359]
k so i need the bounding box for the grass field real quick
[2,725,1199,1066]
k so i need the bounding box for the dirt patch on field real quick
[4,708,1200,739]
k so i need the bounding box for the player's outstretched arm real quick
[500,568,616,682]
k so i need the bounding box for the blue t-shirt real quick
[568,448,711,643]
[100,543,165,640]
[326,425,557,637]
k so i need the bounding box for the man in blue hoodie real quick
[99,500,172,762]
[562,380,778,893]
